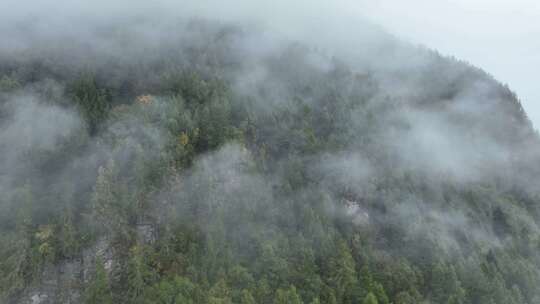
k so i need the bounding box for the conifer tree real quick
[363,292,378,304]
[85,258,113,304]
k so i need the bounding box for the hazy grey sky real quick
[2,0,537,127]
[351,0,540,129]
[192,0,540,128]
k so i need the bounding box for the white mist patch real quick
[314,152,373,194]
[0,96,80,153]
[0,95,81,174]
[189,144,254,195]
[171,144,264,197]
[0,94,82,195]
[392,196,502,253]
[389,106,512,182]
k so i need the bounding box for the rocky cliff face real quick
[18,222,158,304]
[17,239,102,304]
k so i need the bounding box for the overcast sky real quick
[350,0,540,129]
[224,0,540,129]
[2,0,537,127]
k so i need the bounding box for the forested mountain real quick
[1,13,540,304]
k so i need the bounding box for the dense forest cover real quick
[1,12,540,304]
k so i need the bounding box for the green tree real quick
[240,289,256,304]
[126,245,155,304]
[57,207,79,259]
[274,286,304,304]
[85,258,112,304]
[92,160,130,237]
[360,266,389,304]
[430,262,465,304]
[395,291,416,304]
[363,292,378,304]
[0,75,20,92]
[208,277,233,304]
[71,73,109,134]
[147,276,200,304]
[327,240,357,302]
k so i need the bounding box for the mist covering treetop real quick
[0,2,540,304]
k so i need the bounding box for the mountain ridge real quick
[0,17,539,304]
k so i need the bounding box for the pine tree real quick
[328,240,357,302]
[360,266,390,304]
[208,277,233,304]
[0,75,20,92]
[71,73,109,134]
[274,286,304,304]
[85,258,113,304]
[395,291,416,304]
[430,262,465,304]
[126,245,155,304]
[310,298,321,304]
[240,289,256,304]
[92,160,129,236]
[58,207,79,259]
[363,292,378,304]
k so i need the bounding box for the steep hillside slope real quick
[1,18,539,304]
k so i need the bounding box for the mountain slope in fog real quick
[0,17,540,304]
